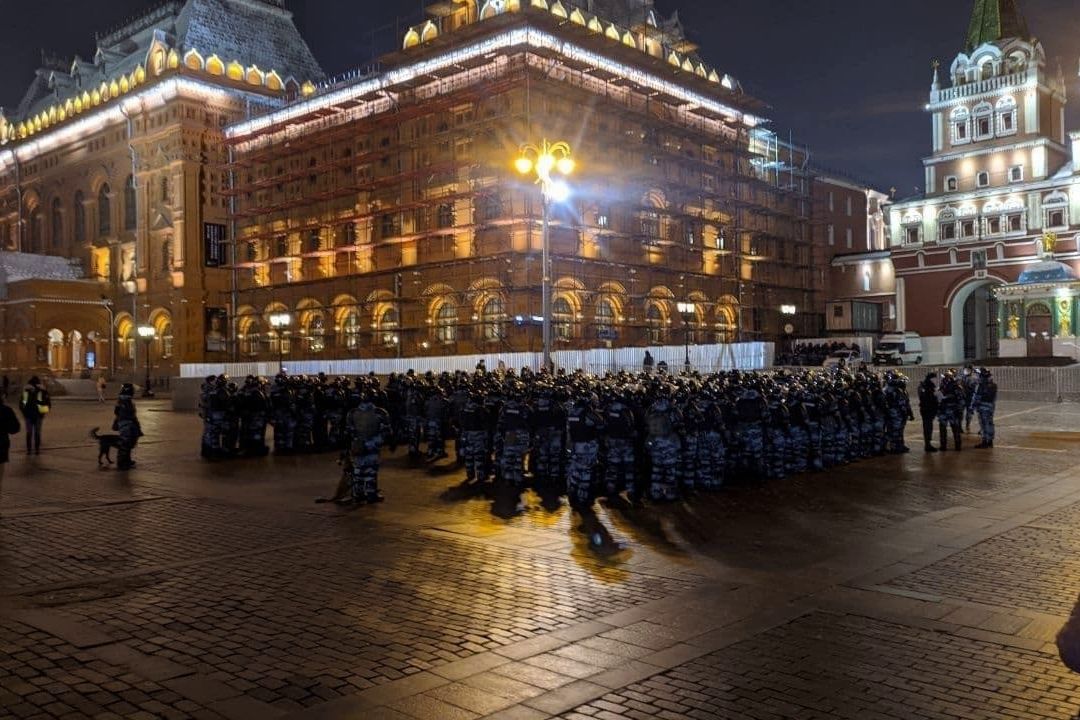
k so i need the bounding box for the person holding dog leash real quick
[19,377,50,455]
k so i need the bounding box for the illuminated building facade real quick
[889,0,1080,362]
[813,175,894,336]
[0,0,321,379]
[223,0,816,365]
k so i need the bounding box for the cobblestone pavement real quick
[558,612,1080,720]
[2,399,1080,719]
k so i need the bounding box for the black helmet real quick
[120,383,135,396]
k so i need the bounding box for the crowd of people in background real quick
[776,342,864,367]
[198,365,956,515]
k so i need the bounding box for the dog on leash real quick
[89,427,122,466]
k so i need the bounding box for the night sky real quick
[1,0,1078,195]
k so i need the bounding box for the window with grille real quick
[553,297,573,341]
[435,303,457,343]
[481,297,504,341]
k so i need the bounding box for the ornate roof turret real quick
[965,0,1030,52]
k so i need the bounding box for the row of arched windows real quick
[27,178,137,253]
[234,292,736,357]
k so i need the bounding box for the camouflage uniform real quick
[566,399,605,510]
[346,400,391,502]
[972,372,998,448]
[459,395,490,483]
[496,397,531,490]
[530,394,566,491]
[733,389,766,480]
[645,397,681,501]
[602,397,637,498]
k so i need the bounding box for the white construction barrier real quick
[180,341,775,380]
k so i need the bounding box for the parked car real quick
[873,333,924,366]
[823,349,863,369]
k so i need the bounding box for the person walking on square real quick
[113,383,143,470]
[97,375,107,403]
[972,368,997,449]
[345,392,391,503]
[937,372,964,452]
[917,372,939,453]
[18,377,50,455]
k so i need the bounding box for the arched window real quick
[240,319,262,356]
[996,96,1017,135]
[307,314,326,353]
[378,307,399,346]
[553,297,574,341]
[29,207,42,253]
[74,191,85,244]
[159,320,174,358]
[341,310,361,351]
[435,302,457,343]
[972,102,993,140]
[646,302,665,344]
[161,238,173,273]
[124,175,136,230]
[98,184,111,236]
[51,198,62,248]
[436,203,455,229]
[595,299,615,335]
[951,107,970,145]
[481,296,504,341]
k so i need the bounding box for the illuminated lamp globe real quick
[556,156,575,175]
[537,153,556,177]
[515,156,534,175]
[548,180,571,204]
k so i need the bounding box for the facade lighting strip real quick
[227,26,764,143]
[0,78,274,173]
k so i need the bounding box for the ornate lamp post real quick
[136,325,155,397]
[515,139,574,373]
[676,301,695,373]
[269,312,291,374]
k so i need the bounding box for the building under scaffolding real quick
[222,0,815,365]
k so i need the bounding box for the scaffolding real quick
[219,9,813,364]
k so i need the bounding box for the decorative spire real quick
[965,0,1030,52]
[931,58,940,90]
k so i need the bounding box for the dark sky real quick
[1,0,1079,194]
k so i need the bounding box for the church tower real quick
[924,0,1067,201]
[888,0,1080,364]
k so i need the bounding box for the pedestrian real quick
[643,350,655,375]
[18,376,50,455]
[113,383,143,470]
[918,372,939,452]
[0,393,21,500]
[972,368,997,449]
[937,372,964,451]
[97,375,107,403]
[344,391,391,503]
[1,374,9,400]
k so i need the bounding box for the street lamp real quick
[676,301,695,373]
[516,139,574,373]
[268,312,291,374]
[136,325,155,397]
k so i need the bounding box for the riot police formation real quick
[200,366,996,508]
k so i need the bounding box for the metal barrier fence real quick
[180,342,775,379]
[774,363,1080,402]
[895,365,1077,402]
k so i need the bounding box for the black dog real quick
[90,427,122,466]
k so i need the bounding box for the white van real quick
[873,332,924,366]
